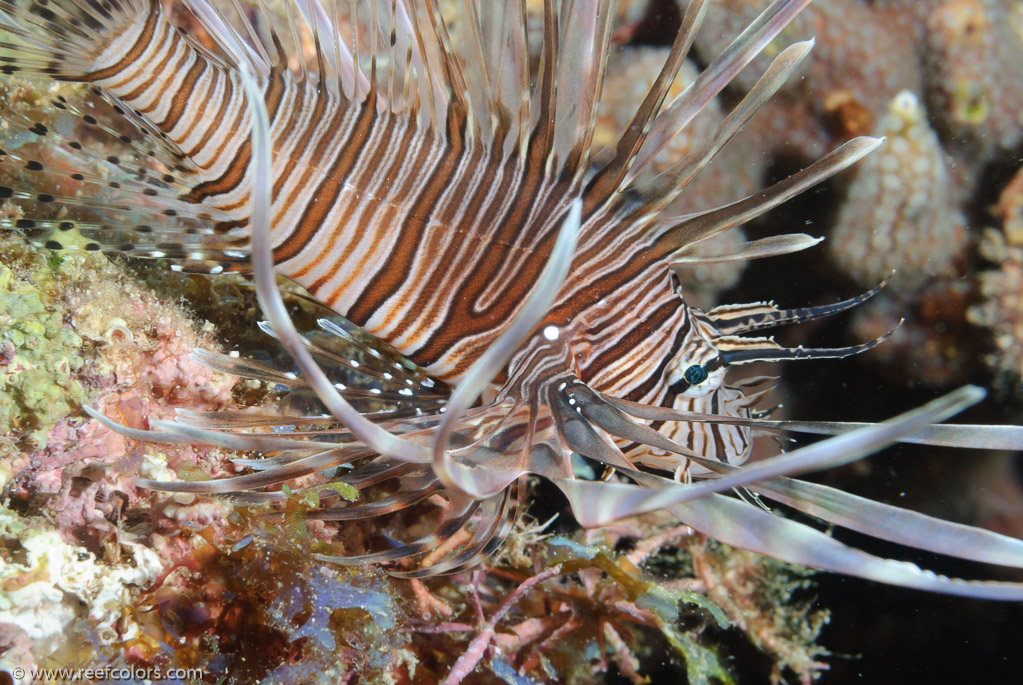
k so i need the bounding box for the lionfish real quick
[2,0,1023,598]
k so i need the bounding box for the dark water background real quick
[721,158,1023,684]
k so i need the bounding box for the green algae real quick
[0,232,90,452]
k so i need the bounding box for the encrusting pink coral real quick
[10,304,237,549]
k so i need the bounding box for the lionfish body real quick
[62,1,696,393]
[4,0,1023,598]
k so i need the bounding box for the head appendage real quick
[707,274,892,335]
[657,278,898,399]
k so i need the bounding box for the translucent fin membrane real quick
[694,460,1023,569]
[562,389,1023,600]
[670,233,824,267]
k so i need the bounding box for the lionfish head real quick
[664,315,728,399]
[641,275,896,472]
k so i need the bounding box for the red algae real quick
[126,526,414,685]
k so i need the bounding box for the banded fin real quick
[547,386,987,521]
[181,0,272,76]
[550,0,614,178]
[0,0,148,79]
[689,458,1023,569]
[0,89,249,271]
[586,0,707,200]
[598,393,1023,451]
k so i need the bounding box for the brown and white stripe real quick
[8,0,889,478]
[74,1,702,400]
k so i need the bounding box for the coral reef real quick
[686,540,829,685]
[127,526,417,684]
[699,0,1023,165]
[0,197,261,677]
[965,165,1023,393]
[0,496,163,677]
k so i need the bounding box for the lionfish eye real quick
[683,364,708,386]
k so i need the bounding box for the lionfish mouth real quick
[3,0,1023,598]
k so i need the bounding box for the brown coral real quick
[828,91,967,292]
[968,228,1023,391]
[923,0,1023,155]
